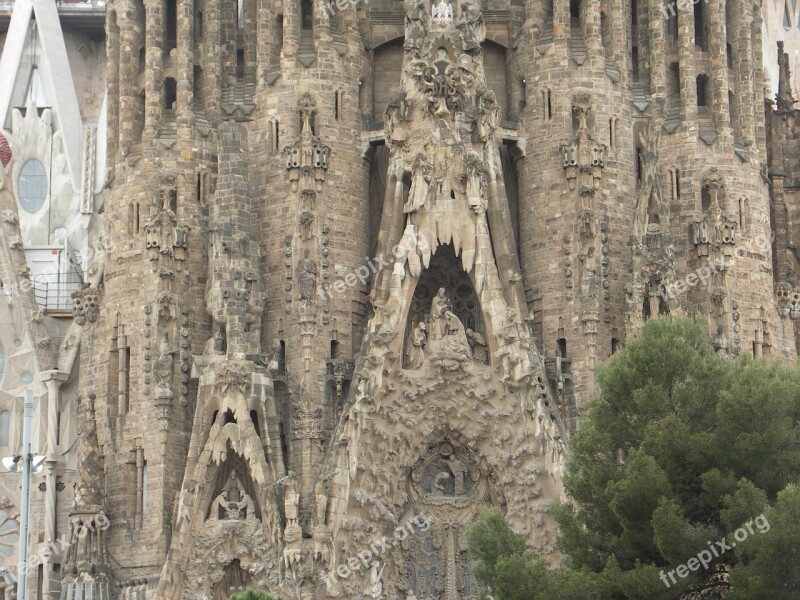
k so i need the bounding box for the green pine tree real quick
[466,318,800,599]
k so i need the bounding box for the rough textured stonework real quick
[0,0,788,598]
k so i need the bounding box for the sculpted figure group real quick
[404,287,483,368]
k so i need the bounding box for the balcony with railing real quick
[30,271,82,317]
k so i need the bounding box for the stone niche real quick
[402,244,490,369]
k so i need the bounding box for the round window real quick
[17,159,47,214]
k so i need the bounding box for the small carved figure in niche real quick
[433,471,450,494]
[466,328,488,362]
[154,332,175,396]
[465,155,488,213]
[404,154,433,213]
[283,471,300,528]
[475,89,499,142]
[446,456,468,495]
[301,188,316,213]
[237,486,256,521]
[315,480,328,525]
[712,325,730,356]
[428,287,469,354]
[363,560,384,599]
[429,289,450,345]
[405,321,427,369]
[416,450,477,499]
[404,0,426,50]
[208,490,229,520]
[496,307,525,378]
[457,0,484,51]
[777,41,796,111]
[295,250,318,302]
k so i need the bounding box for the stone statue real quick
[315,480,328,525]
[405,321,427,369]
[363,560,384,599]
[208,490,229,521]
[427,287,451,353]
[465,155,487,213]
[404,154,433,213]
[237,487,256,521]
[296,250,318,302]
[466,328,488,362]
[204,324,225,355]
[446,456,468,495]
[475,89,499,142]
[433,471,451,495]
[712,325,730,356]
[427,288,471,358]
[777,41,796,111]
[404,0,426,50]
[283,471,299,528]
[154,332,175,397]
[457,0,484,51]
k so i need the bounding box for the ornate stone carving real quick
[413,51,475,117]
[560,95,606,194]
[144,178,189,267]
[284,94,330,193]
[427,287,472,367]
[410,445,481,504]
[404,320,427,369]
[711,325,730,356]
[404,0,427,50]
[431,0,454,26]
[71,283,101,325]
[153,332,175,399]
[456,0,484,51]
[777,41,796,111]
[404,154,433,213]
[208,471,257,522]
[295,250,318,303]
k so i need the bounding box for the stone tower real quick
[72,0,789,598]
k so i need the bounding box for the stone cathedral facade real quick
[1,0,800,598]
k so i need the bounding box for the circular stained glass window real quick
[17,159,48,214]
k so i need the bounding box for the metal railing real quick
[30,271,82,316]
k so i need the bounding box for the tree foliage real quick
[467,318,800,599]
[228,588,278,600]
